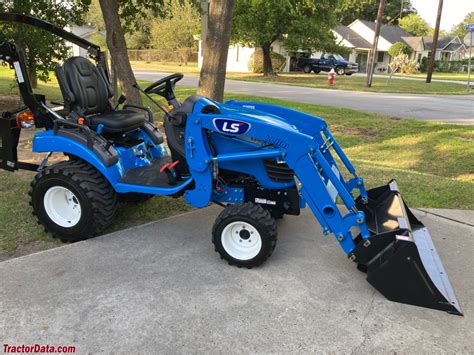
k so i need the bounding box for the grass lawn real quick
[131,61,200,74]
[226,72,473,95]
[0,67,473,260]
[129,61,472,94]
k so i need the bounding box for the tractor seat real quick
[55,56,146,133]
[89,110,145,133]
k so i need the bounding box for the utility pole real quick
[367,0,385,87]
[426,0,443,83]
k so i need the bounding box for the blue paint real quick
[31,95,377,255]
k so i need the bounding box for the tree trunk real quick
[261,44,275,77]
[197,0,234,102]
[98,0,142,105]
[426,0,443,83]
[28,68,38,89]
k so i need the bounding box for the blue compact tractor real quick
[0,14,462,315]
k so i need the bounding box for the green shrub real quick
[419,58,468,73]
[248,50,286,73]
[388,42,413,57]
[419,56,429,72]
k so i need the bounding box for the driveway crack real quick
[351,289,376,355]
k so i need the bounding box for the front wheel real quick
[336,66,345,75]
[30,159,118,242]
[303,65,312,73]
[212,203,277,268]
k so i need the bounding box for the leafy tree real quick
[399,13,431,36]
[451,12,474,38]
[0,0,89,88]
[97,0,165,105]
[388,42,412,57]
[336,0,416,26]
[232,0,340,76]
[150,0,200,64]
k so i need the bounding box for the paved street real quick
[135,70,474,125]
[1,206,472,353]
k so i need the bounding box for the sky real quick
[411,0,474,31]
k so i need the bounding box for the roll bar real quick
[0,12,102,60]
[0,13,107,129]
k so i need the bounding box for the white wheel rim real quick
[43,186,82,228]
[221,221,262,261]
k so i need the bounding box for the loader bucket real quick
[352,180,463,315]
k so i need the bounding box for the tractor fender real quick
[32,130,123,185]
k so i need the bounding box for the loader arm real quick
[183,98,370,255]
[181,98,462,315]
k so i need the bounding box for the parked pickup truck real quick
[297,54,358,75]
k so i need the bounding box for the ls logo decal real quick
[213,118,251,135]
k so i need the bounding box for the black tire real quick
[303,65,312,73]
[345,73,353,76]
[118,192,154,204]
[29,159,118,243]
[212,202,277,268]
[265,207,284,219]
[314,70,321,74]
[336,66,345,75]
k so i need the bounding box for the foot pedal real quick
[160,160,180,185]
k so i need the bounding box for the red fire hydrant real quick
[327,68,335,86]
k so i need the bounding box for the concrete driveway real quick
[1,206,473,353]
[134,70,474,125]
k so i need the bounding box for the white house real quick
[198,39,290,73]
[199,18,467,73]
[65,24,106,57]
[407,36,466,62]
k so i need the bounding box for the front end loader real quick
[0,13,462,316]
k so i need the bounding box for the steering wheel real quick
[143,73,183,102]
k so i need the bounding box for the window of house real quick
[377,52,384,62]
[417,53,422,63]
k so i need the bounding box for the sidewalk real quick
[1,206,473,353]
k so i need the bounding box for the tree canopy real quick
[399,13,431,36]
[388,42,412,57]
[150,0,199,60]
[451,12,474,38]
[336,0,416,26]
[232,0,341,76]
[0,0,89,87]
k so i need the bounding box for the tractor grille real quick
[263,159,294,183]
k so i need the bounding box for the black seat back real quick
[56,57,112,115]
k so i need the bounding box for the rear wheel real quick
[314,70,321,74]
[336,66,345,75]
[30,159,117,242]
[212,203,277,268]
[303,65,312,73]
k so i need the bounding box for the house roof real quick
[422,36,463,51]
[333,25,372,49]
[358,20,413,44]
[402,36,424,50]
